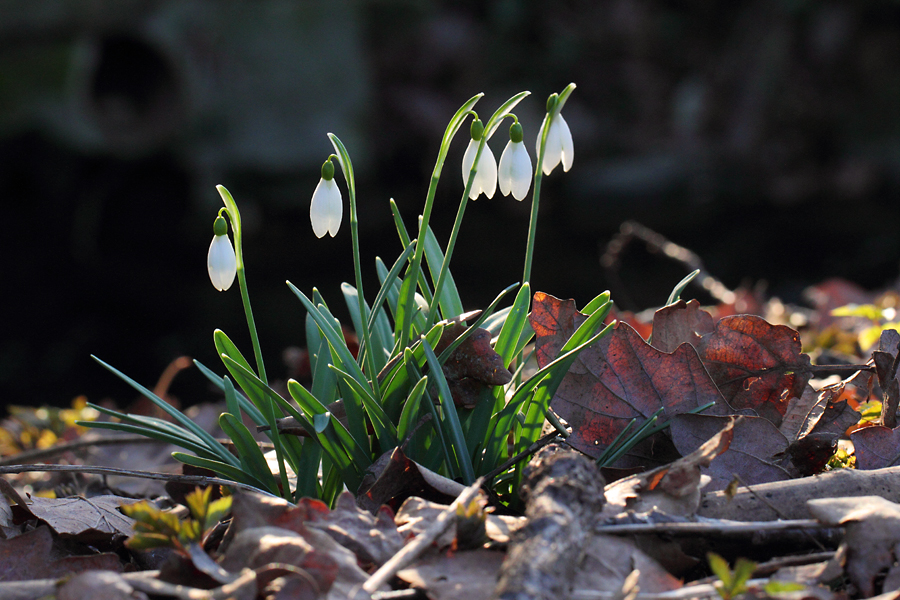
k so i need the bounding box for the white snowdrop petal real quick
[498,141,514,197]
[462,139,479,196]
[414,292,430,312]
[207,234,236,291]
[509,142,533,200]
[542,116,563,176]
[477,145,497,199]
[310,177,342,238]
[558,114,574,172]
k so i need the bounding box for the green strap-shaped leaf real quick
[286,379,368,492]
[493,283,531,368]
[172,452,272,492]
[421,338,475,484]
[341,283,390,373]
[397,375,429,443]
[91,356,239,467]
[367,242,414,335]
[403,348,453,475]
[582,291,612,315]
[193,360,266,425]
[213,330,255,376]
[479,324,613,474]
[310,336,339,406]
[436,282,518,364]
[222,375,241,422]
[218,412,279,495]
[329,365,398,451]
[666,270,700,307]
[287,283,372,394]
[421,223,464,320]
[80,419,223,463]
[379,322,445,420]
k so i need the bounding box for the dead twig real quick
[0,463,277,496]
[595,518,824,536]
[0,434,274,467]
[360,477,485,595]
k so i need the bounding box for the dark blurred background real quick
[2,1,899,409]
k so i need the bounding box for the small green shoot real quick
[121,486,232,553]
[708,552,756,600]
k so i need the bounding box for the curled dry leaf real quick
[430,317,512,409]
[10,494,139,542]
[669,414,792,491]
[226,489,403,573]
[653,300,817,427]
[850,425,900,469]
[357,447,466,514]
[603,417,735,516]
[651,299,715,353]
[873,328,900,428]
[807,495,900,597]
[0,526,122,582]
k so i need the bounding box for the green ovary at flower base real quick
[207,214,237,291]
[498,121,533,201]
[310,157,343,238]
[536,94,574,176]
[461,118,497,200]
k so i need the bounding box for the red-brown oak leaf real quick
[530,292,731,464]
[695,314,812,426]
[651,300,715,353]
[434,321,512,409]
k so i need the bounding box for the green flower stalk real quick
[424,91,530,330]
[325,134,380,396]
[397,93,483,348]
[216,185,267,384]
[523,83,576,286]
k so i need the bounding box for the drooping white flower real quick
[461,119,497,200]
[498,122,533,200]
[207,216,236,291]
[536,111,574,176]
[310,159,342,238]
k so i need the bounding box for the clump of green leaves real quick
[82,85,605,508]
[122,487,231,552]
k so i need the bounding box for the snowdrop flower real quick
[310,158,343,238]
[207,215,236,291]
[461,119,497,200]
[498,121,532,200]
[536,94,574,176]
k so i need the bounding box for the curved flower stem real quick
[522,83,576,286]
[426,91,531,330]
[328,134,380,398]
[216,185,268,385]
[521,146,546,287]
[398,93,483,349]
